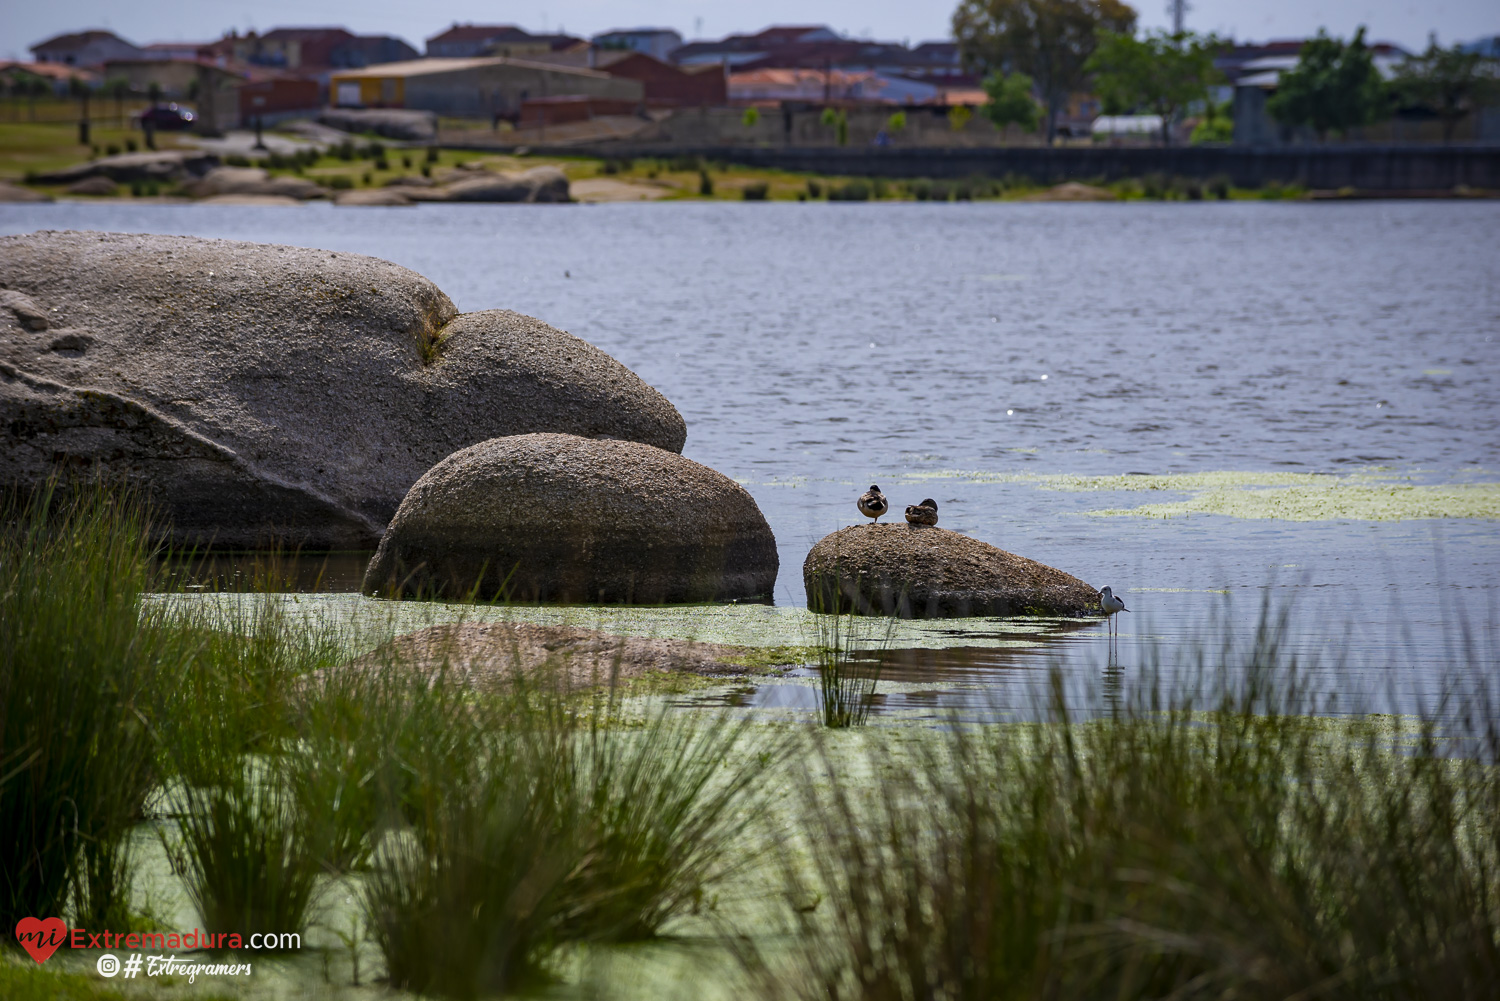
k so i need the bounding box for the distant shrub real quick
[929,181,952,202]
[698,169,713,196]
[374,157,389,171]
[362,171,373,186]
[225,154,251,167]
[105,144,121,157]
[910,179,932,201]
[335,140,356,161]
[124,139,137,152]
[401,155,412,169]
[266,152,286,170]
[425,145,439,163]
[742,181,769,200]
[668,155,701,172]
[326,176,354,190]
[806,179,822,198]
[1140,171,1169,199]
[954,180,975,201]
[828,180,870,201]
[1208,174,1231,200]
[363,141,385,159]
[420,164,431,178]
[872,178,889,199]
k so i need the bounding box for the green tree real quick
[1190,98,1234,143]
[820,106,849,145]
[887,110,907,132]
[1085,30,1222,144]
[102,76,131,126]
[954,0,1138,141]
[1390,40,1500,142]
[68,76,91,146]
[981,71,1041,133]
[1266,27,1388,141]
[741,106,760,127]
[947,104,974,130]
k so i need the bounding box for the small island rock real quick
[804,524,1097,618]
[364,433,778,604]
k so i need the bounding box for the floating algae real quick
[1088,482,1500,521]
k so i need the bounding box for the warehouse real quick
[329,56,642,119]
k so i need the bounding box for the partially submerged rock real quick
[0,231,687,548]
[333,188,415,206]
[31,150,219,184]
[364,433,778,603]
[183,166,325,200]
[804,524,1098,618]
[338,622,768,691]
[65,176,119,196]
[406,166,571,203]
[0,182,52,203]
[1022,182,1116,202]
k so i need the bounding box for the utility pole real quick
[1169,0,1189,35]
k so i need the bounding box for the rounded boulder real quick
[364,433,778,603]
[804,524,1097,618]
[0,231,685,548]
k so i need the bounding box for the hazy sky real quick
[2,0,1494,60]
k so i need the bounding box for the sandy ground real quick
[340,621,762,691]
[570,177,678,202]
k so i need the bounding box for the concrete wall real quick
[527,143,1500,190]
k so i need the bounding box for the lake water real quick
[4,200,1497,713]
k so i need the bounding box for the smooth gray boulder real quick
[32,150,219,184]
[0,182,51,203]
[0,231,687,548]
[183,166,325,200]
[364,433,778,604]
[804,524,1098,618]
[65,176,119,196]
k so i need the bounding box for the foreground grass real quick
[4,487,1498,999]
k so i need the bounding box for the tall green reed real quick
[751,616,1500,1000]
[0,483,168,933]
[812,612,888,728]
[361,642,789,997]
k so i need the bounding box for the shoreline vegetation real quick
[5,485,1500,999]
[0,120,1447,205]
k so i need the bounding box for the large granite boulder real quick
[364,433,778,603]
[804,524,1098,618]
[183,166,325,200]
[0,182,52,203]
[0,232,686,548]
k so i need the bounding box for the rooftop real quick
[328,55,614,79]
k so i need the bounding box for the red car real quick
[136,104,196,130]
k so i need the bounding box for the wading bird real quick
[904,498,938,526]
[857,485,889,525]
[1100,586,1129,637]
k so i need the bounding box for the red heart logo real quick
[15,916,68,963]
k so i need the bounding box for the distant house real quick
[425,24,580,59]
[329,56,642,118]
[30,30,144,68]
[592,28,683,62]
[0,60,98,95]
[728,68,942,105]
[671,24,839,67]
[141,41,211,62]
[1228,38,1409,145]
[199,27,417,74]
[592,51,724,106]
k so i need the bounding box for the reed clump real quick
[0,484,172,933]
[755,644,1500,1000]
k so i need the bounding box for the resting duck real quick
[857,485,889,524]
[904,498,938,526]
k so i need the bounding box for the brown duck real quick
[904,498,938,526]
[857,485,889,524]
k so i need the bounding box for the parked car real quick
[136,104,196,130]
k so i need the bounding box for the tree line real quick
[953,0,1500,144]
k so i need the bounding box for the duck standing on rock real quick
[905,498,939,526]
[857,485,889,525]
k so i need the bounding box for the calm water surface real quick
[4,200,1497,711]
